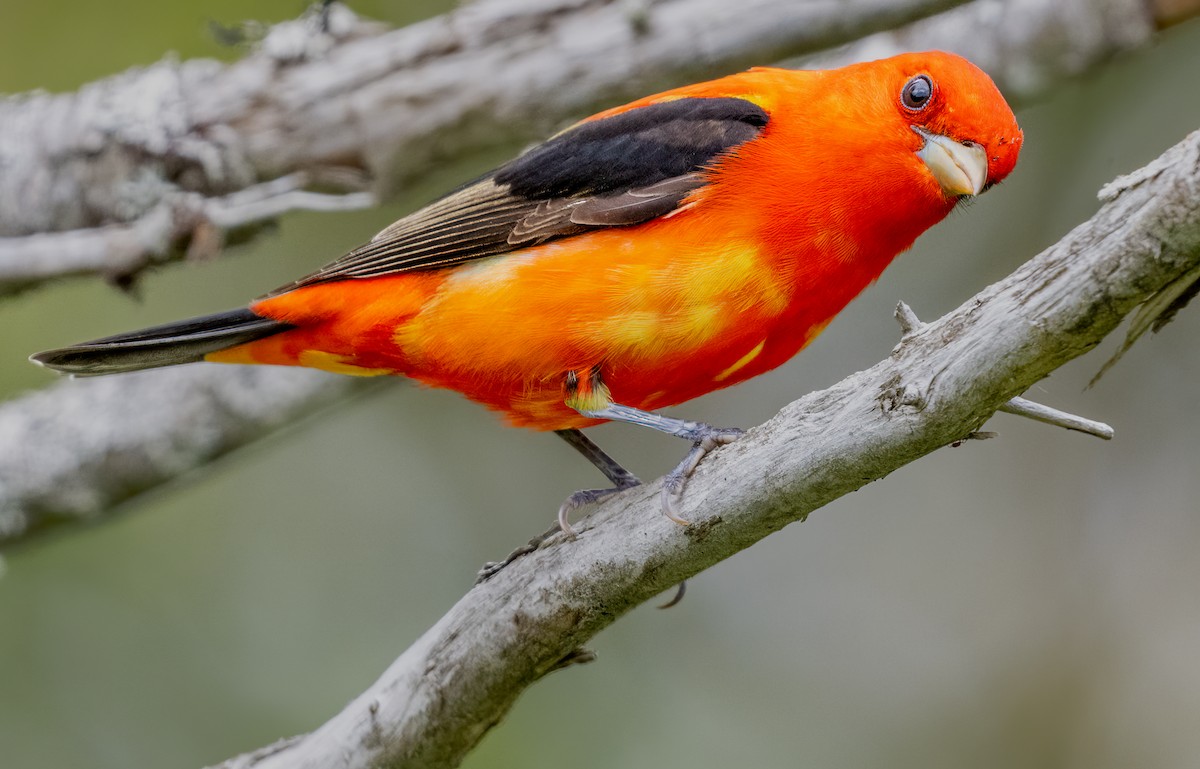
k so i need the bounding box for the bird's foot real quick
[475,478,641,584]
[661,424,744,524]
[476,522,561,584]
[558,484,640,537]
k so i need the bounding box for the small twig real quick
[997,396,1115,440]
[204,173,375,229]
[0,176,375,295]
[547,647,597,673]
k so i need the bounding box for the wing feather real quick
[268,97,768,296]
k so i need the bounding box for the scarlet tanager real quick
[33,51,1022,532]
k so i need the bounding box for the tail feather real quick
[31,308,292,376]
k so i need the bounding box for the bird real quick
[32,51,1022,539]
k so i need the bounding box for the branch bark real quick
[0,0,970,293]
[0,0,1167,549]
[202,124,1200,769]
[799,0,1154,95]
[0,367,360,541]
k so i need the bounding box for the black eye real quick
[901,75,933,111]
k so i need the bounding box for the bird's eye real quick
[901,75,933,111]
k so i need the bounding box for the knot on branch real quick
[878,373,929,415]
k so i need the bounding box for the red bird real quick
[34,51,1022,532]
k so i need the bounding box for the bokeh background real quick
[3,2,1200,768]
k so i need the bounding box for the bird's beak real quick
[913,126,987,197]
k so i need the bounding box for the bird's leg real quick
[558,425,688,610]
[555,427,643,536]
[563,366,742,523]
[475,428,640,584]
[575,402,743,524]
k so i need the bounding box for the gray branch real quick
[998,396,1115,439]
[0,0,1167,549]
[0,367,360,541]
[0,173,374,292]
[0,0,972,294]
[203,124,1200,769]
[0,0,1174,292]
[798,0,1155,94]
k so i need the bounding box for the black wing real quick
[269,96,768,295]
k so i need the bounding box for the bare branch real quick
[6,0,1186,292]
[0,0,1178,549]
[0,367,363,542]
[799,0,1157,97]
[0,174,373,293]
[0,0,971,293]
[202,124,1200,769]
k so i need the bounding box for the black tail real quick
[30,308,292,376]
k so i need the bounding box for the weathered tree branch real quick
[801,0,1155,93]
[0,0,971,293]
[0,173,374,294]
[0,0,1170,549]
[202,124,1200,769]
[0,367,360,541]
[1,0,1177,292]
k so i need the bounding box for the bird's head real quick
[880,51,1023,198]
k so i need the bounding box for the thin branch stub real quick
[894,300,926,338]
[997,396,1114,440]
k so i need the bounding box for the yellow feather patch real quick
[597,310,663,350]
[297,350,392,376]
[714,339,766,382]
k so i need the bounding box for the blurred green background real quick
[3,2,1200,768]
